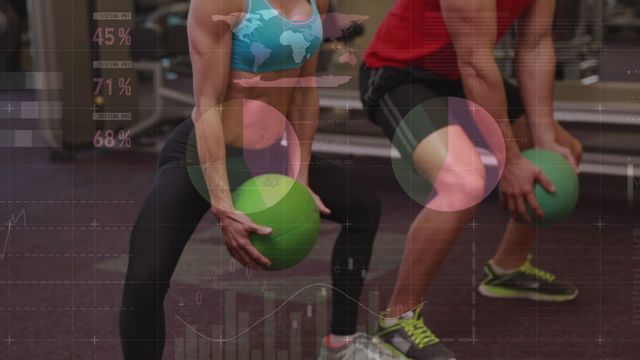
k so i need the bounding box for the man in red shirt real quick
[360,0,583,358]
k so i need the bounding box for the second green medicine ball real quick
[522,148,579,226]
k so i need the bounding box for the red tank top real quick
[364,0,533,79]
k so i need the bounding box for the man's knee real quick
[433,165,487,205]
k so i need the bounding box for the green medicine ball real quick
[522,148,579,226]
[232,174,320,270]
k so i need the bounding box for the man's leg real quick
[478,115,581,302]
[386,124,484,316]
[492,115,583,270]
[375,124,480,360]
[362,78,483,359]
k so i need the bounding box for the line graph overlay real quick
[1,209,27,260]
[175,282,426,342]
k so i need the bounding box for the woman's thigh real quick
[307,157,380,225]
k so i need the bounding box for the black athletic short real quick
[359,63,525,159]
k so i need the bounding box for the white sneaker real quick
[318,333,405,360]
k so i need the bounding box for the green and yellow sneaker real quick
[478,254,578,302]
[376,304,456,360]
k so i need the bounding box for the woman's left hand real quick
[296,169,331,216]
[308,187,331,216]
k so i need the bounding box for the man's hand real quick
[535,139,579,172]
[500,154,556,223]
[214,208,273,269]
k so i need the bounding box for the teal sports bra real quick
[230,0,323,73]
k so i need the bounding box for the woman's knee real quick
[123,265,171,303]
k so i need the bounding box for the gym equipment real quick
[522,148,580,226]
[134,0,174,13]
[0,0,18,71]
[232,174,320,271]
[129,2,193,137]
[30,0,140,151]
[30,0,192,153]
[494,0,602,83]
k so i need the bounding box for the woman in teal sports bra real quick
[230,0,323,72]
[119,0,395,359]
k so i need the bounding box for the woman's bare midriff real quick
[220,68,304,147]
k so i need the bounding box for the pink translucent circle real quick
[240,99,301,179]
[241,99,287,150]
[185,99,302,204]
[391,97,506,212]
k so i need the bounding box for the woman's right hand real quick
[499,154,555,223]
[214,208,273,269]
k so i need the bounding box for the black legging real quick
[119,118,381,359]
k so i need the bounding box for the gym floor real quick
[2,5,640,356]
[1,91,639,359]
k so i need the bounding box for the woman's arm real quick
[287,62,319,186]
[188,0,271,268]
[285,0,331,214]
[286,61,331,215]
[188,0,235,212]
